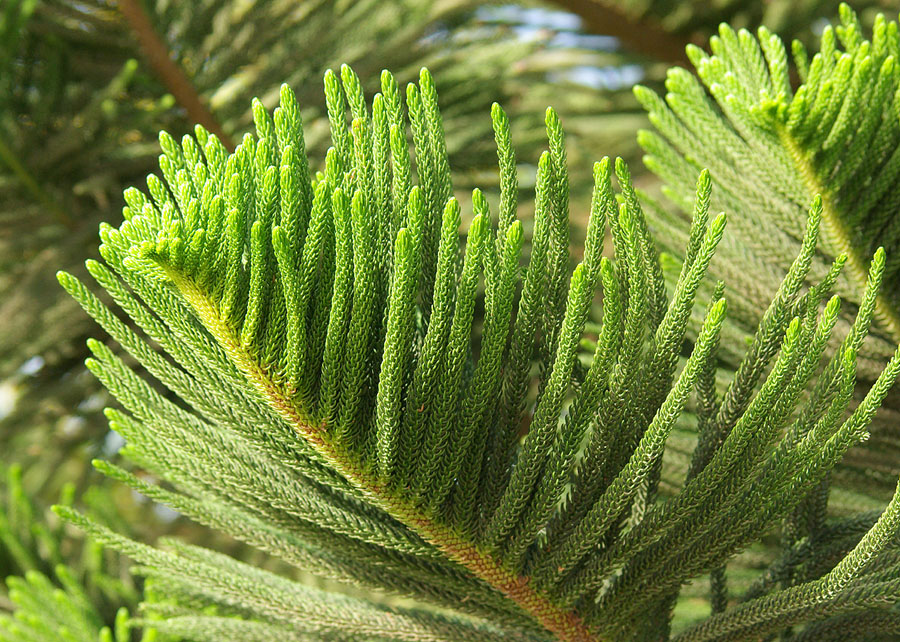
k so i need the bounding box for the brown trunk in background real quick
[552,0,693,67]
[116,0,235,151]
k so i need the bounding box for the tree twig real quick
[0,137,73,229]
[116,0,235,151]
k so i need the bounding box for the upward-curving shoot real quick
[58,63,900,641]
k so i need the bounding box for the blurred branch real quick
[551,0,692,66]
[116,0,235,150]
[0,137,72,228]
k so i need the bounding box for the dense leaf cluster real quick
[52,53,900,640]
[638,3,900,504]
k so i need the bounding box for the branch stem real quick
[779,127,900,342]
[169,269,600,642]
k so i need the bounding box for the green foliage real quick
[57,62,900,641]
[635,3,900,500]
[0,0,636,495]
[0,465,149,642]
[637,2,900,353]
[1,577,134,642]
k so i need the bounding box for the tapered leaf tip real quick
[508,219,523,245]
[158,130,176,149]
[839,2,854,21]
[408,185,423,208]
[711,211,727,232]
[396,227,411,255]
[711,296,728,321]
[804,199,825,230]
[826,294,842,315]
[538,149,552,169]
[717,22,735,39]
[632,84,652,102]
[51,504,77,522]
[686,43,707,67]
[469,213,488,239]
[472,187,488,212]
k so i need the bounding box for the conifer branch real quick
[635,3,900,390]
[57,55,900,641]
[0,136,72,228]
[165,265,599,642]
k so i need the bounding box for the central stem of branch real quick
[779,127,900,341]
[169,269,600,642]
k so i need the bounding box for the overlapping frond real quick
[0,572,138,642]
[636,3,900,505]
[638,4,900,354]
[57,65,900,640]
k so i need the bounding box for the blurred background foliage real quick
[1,0,896,636]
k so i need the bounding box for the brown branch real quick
[551,0,694,67]
[116,0,235,151]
